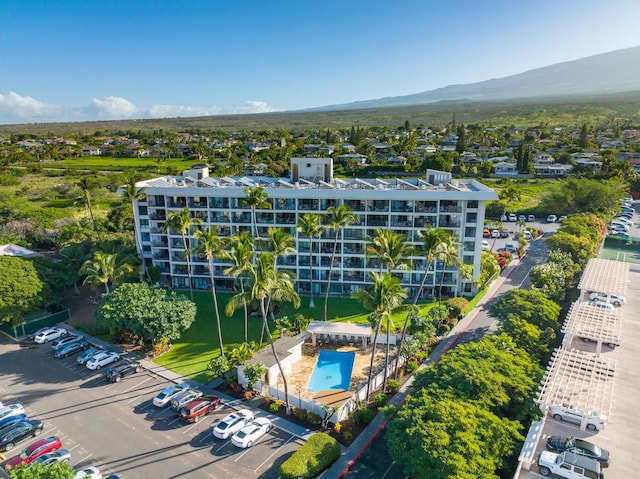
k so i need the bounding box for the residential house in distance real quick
[493,161,518,176]
[131,158,498,299]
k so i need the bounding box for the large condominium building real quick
[131,158,498,300]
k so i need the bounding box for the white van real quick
[538,451,603,479]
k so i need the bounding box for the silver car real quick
[170,389,203,410]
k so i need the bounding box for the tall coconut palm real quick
[395,227,454,379]
[366,229,412,390]
[121,177,147,280]
[60,241,92,295]
[79,250,134,295]
[76,177,102,242]
[296,213,325,308]
[242,186,271,245]
[436,239,463,302]
[226,252,300,413]
[194,226,226,357]
[352,272,408,401]
[324,204,358,320]
[163,207,202,300]
[222,232,255,342]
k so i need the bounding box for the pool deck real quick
[287,341,387,402]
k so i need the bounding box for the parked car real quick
[584,300,615,311]
[614,217,633,225]
[213,409,255,439]
[609,223,629,232]
[77,347,105,366]
[546,214,558,223]
[178,395,220,422]
[105,360,142,382]
[546,436,610,467]
[0,414,27,434]
[51,334,84,351]
[170,389,203,411]
[153,383,190,407]
[527,215,536,222]
[74,466,103,479]
[491,229,500,238]
[0,404,25,422]
[481,240,490,251]
[588,291,625,306]
[482,228,491,238]
[548,403,607,431]
[505,243,517,254]
[500,229,510,238]
[27,327,53,340]
[86,351,120,370]
[33,327,67,344]
[4,436,62,471]
[30,449,71,466]
[0,420,44,451]
[231,417,272,448]
[518,214,526,221]
[538,451,603,479]
[54,339,89,359]
[508,213,517,222]
[499,214,507,222]
[609,230,630,238]
[523,230,533,240]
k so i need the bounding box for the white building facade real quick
[132,158,498,300]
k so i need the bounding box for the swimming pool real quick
[307,350,356,393]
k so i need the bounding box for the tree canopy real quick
[96,282,196,343]
[0,256,43,324]
[9,461,74,479]
[489,289,561,334]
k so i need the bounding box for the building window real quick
[464,227,476,237]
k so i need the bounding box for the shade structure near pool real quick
[307,350,356,393]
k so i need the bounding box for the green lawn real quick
[153,290,439,384]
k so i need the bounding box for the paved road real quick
[336,221,558,479]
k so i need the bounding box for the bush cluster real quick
[279,433,341,479]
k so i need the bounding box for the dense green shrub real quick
[279,433,341,479]
[375,393,388,407]
[306,411,322,426]
[387,379,400,394]
[353,407,375,425]
[446,297,469,318]
[406,360,419,373]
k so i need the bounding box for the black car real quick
[546,436,610,467]
[105,359,142,382]
[54,339,90,358]
[0,420,44,452]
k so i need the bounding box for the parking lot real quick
[0,337,302,478]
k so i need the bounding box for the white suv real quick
[548,403,607,431]
[588,291,625,306]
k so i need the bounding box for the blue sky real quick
[1,0,639,124]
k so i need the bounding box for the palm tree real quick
[163,207,202,300]
[395,227,453,379]
[366,229,412,389]
[222,232,255,342]
[366,228,412,273]
[121,177,147,280]
[296,213,325,308]
[436,239,463,302]
[352,272,408,401]
[79,250,134,294]
[226,252,300,413]
[265,227,296,269]
[194,226,226,357]
[242,186,271,245]
[324,204,358,320]
[76,177,102,242]
[60,241,92,295]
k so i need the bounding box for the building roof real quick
[247,336,304,369]
[578,258,628,295]
[307,321,371,337]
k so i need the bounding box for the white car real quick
[231,417,272,448]
[0,404,25,421]
[74,467,102,479]
[546,215,558,223]
[589,291,625,306]
[481,240,490,251]
[614,217,633,226]
[33,327,67,344]
[213,409,255,439]
[153,383,190,407]
[583,300,615,311]
[31,449,71,466]
[85,351,120,370]
[548,403,607,431]
[508,213,517,222]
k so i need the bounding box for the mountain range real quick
[310,45,640,111]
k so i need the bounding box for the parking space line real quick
[254,434,294,472]
[168,415,183,426]
[214,439,231,452]
[105,376,152,394]
[78,453,94,463]
[67,444,81,452]
[182,421,203,434]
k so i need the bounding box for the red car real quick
[178,395,220,423]
[4,436,61,471]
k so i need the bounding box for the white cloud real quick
[0,91,59,121]
[229,100,277,114]
[82,96,139,119]
[146,104,223,118]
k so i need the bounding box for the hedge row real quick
[279,432,341,479]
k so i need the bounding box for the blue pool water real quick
[307,350,356,393]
